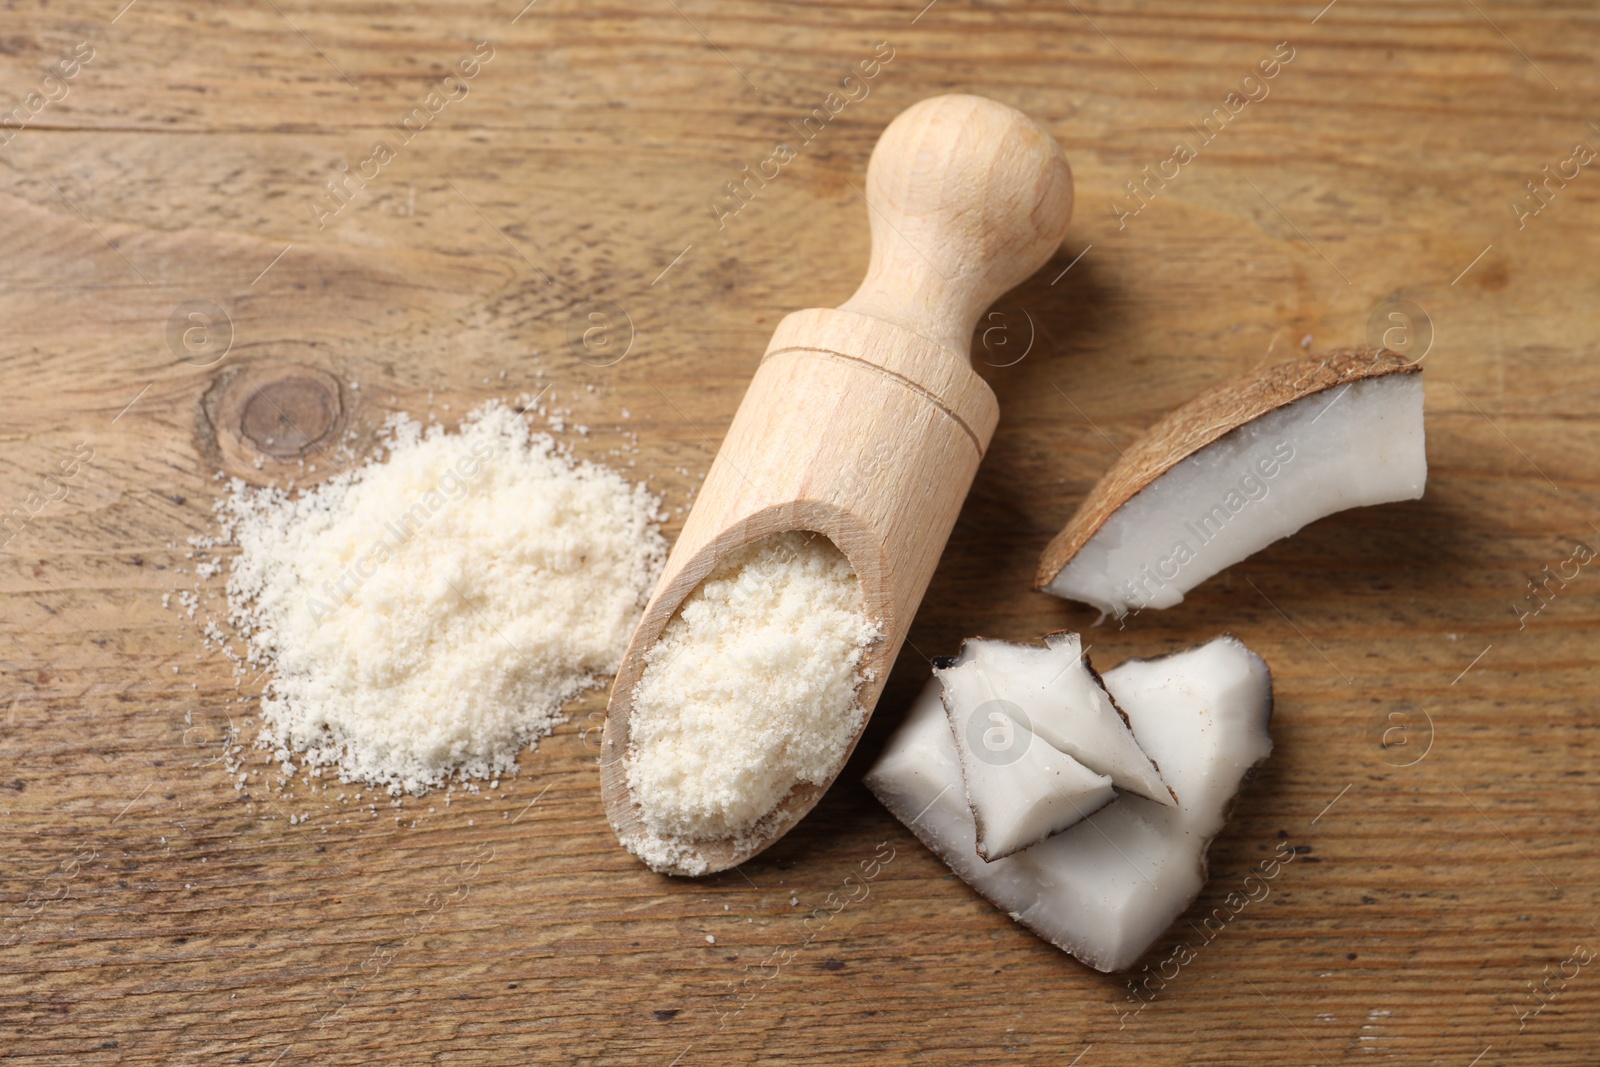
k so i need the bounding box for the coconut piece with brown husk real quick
[1036,348,1425,618]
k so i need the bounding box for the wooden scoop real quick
[600,93,1075,875]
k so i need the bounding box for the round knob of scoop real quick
[838,94,1074,361]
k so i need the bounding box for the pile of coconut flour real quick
[219,401,666,795]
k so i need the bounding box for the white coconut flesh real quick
[865,634,1273,973]
[1040,632,1175,803]
[944,692,1115,861]
[1044,373,1426,616]
[935,634,1174,852]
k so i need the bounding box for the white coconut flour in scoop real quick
[621,532,881,872]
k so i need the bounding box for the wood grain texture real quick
[2,1,1598,1065]
[1034,346,1420,586]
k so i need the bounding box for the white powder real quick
[221,402,666,795]
[623,532,881,869]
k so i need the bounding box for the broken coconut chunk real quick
[943,688,1114,861]
[934,634,1172,863]
[866,634,1273,972]
[1036,349,1426,617]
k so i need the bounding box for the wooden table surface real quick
[3,1,1597,1064]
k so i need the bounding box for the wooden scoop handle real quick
[839,94,1074,358]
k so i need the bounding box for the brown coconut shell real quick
[1035,347,1422,590]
